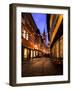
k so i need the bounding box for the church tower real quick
[42,29,46,45]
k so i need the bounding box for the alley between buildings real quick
[21,13,63,77]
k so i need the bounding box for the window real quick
[22,30,29,40]
[24,48,27,59]
[26,32,28,40]
[36,51,38,56]
[22,30,26,39]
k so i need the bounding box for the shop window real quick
[36,51,38,56]
[24,48,27,59]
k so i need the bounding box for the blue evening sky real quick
[32,13,48,45]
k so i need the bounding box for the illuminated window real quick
[22,30,29,40]
[36,51,38,56]
[23,30,26,39]
[26,32,28,40]
[24,48,27,59]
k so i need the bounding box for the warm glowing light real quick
[43,49,46,53]
[22,30,29,40]
[24,48,27,59]
[36,51,38,56]
[26,32,28,40]
[34,45,38,49]
[23,30,26,39]
[34,51,36,57]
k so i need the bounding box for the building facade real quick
[21,13,48,62]
[22,13,35,61]
[47,14,63,60]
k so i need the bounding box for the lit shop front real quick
[22,46,43,61]
[22,47,34,61]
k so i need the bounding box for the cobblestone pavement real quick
[22,57,63,77]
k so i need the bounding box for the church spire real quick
[42,29,46,44]
[43,29,45,36]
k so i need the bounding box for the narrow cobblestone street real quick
[21,13,63,77]
[22,57,63,77]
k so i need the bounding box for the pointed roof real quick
[43,29,46,36]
